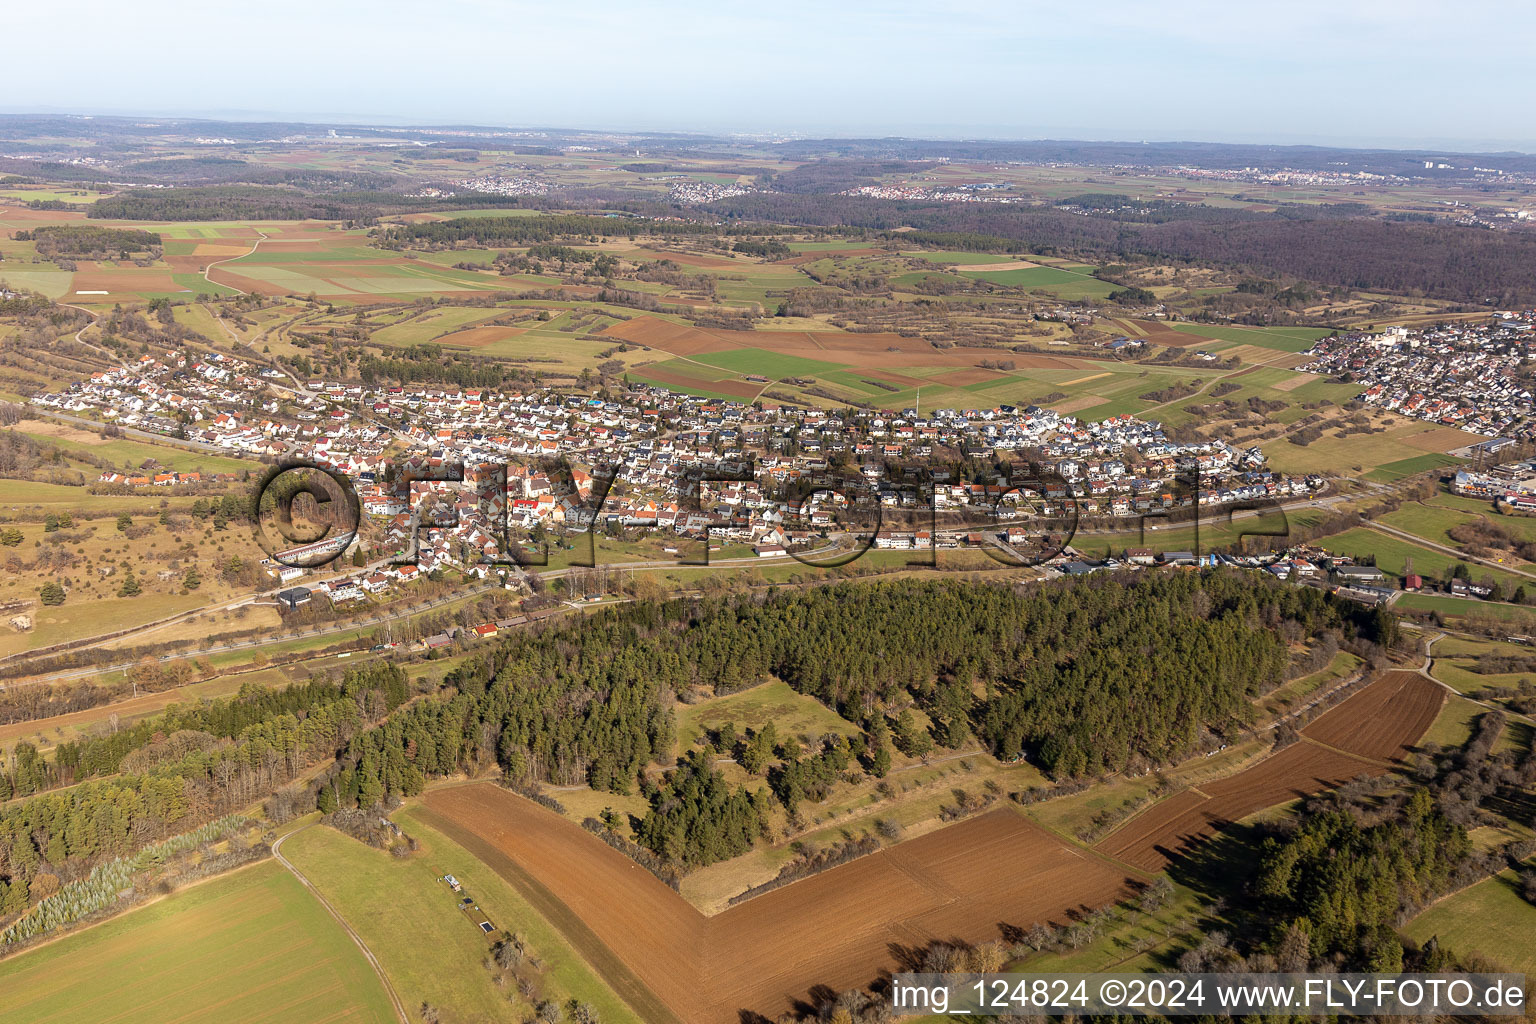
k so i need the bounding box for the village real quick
[31,312,1536,626]
[1297,312,1536,439]
[28,345,1331,562]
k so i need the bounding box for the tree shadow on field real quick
[1160,820,1277,963]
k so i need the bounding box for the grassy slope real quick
[1403,864,1536,976]
[0,861,394,1024]
[284,816,641,1024]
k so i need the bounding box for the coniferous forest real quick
[0,572,1393,904]
[319,572,1379,865]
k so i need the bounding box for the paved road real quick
[2,545,849,683]
[272,826,408,1024]
[1408,627,1536,729]
[1365,520,1536,582]
[9,583,499,682]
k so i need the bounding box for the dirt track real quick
[418,667,1443,1021]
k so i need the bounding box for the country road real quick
[0,547,842,683]
[272,826,408,1024]
[6,582,499,682]
[1365,520,1536,582]
[203,230,268,295]
[0,479,1374,684]
[1409,627,1536,729]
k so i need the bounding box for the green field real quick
[1379,502,1484,548]
[1263,424,1472,476]
[673,678,858,755]
[1317,527,1526,590]
[1403,862,1536,976]
[1397,593,1536,625]
[1161,322,1335,353]
[284,815,639,1024]
[689,346,844,378]
[18,426,260,475]
[1421,693,1486,749]
[0,861,394,1024]
[908,250,1033,266]
[1366,453,1463,483]
[368,306,508,346]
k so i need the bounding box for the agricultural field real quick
[1314,527,1527,590]
[1263,421,1478,477]
[0,500,268,659]
[282,819,639,1024]
[3,128,1532,1023]
[1397,593,1536,626]
[419,784,1136,1023]
[410,664,1445,1022]
[1257,650,1362,718]
[0,861,395,1024]
[1403,861,1536,977]
[16,418,261,475]
[1095,670,1441,872]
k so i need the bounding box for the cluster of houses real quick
[32,342,1344,585]
[96,469,241,488]
[1043,541,1498,608]
[1451,459,1536,514]
[1298,313,1536,439]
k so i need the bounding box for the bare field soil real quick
[601,318,735,356]
[70,268,182,294]
[602,316,1111,371]
[1096,743,1376,872]
[1400,425,1490,452]
[418,788,1134,1023]
[1095,669,1442,871]
[433,325,528,348]
[0,204,88,223]
[634,365,763,398]
[1303,669,1443,761]
[1220,344,1313,367]
[1270,372,1316,392]
[643,250,742,268]
[1119,320,1199,345]
[418,668,1441,1021]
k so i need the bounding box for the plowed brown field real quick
[1097,744,1378,871]
[634,365,763,399]
[1303,669,1442,761]
[433,325,527,348]
[419,789,1134,1022]
[1095,669,1442,871]
[601,316,1111,372]
[419,668,1442,1021]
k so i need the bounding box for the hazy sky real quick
[10,0,1536,150]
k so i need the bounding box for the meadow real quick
[1316,527,1526,590]
[1403,862,1536,976]
[673,679,858,757]
[284,813,640,1024]
[0,861,395,1024]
